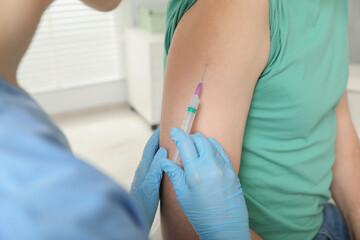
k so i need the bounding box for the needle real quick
[200,65,208,83]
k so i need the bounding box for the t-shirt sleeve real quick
[164,0,197,66]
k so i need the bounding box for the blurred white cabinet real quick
[124,27,165,129]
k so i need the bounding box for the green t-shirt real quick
[164,0,349,239]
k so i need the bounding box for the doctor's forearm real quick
[0,0,120,86]
[0,0,51,85]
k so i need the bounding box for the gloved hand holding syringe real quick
[172,66,207,165]
[164,66,251,239]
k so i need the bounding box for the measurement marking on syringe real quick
[187,107,197,113]
[172,76,204,165]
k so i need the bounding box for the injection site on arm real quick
[172,67,206,165]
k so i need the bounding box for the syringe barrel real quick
[172,95,200,165]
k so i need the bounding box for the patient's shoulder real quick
[166,0,270,82]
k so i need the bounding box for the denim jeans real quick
[313,203,351,240]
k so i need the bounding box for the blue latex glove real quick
[130,128,166,232]
[161,128,251,240]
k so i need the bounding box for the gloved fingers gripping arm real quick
[160,159,188,195]
[170,128,227,188]
[170,128,199,168]
[193,132,232,168]
[161,128,251,240]
[130,128,166,232]
[136,128,161,179]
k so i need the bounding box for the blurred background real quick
[17,0,359,239]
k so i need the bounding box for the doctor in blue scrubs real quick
[0,0,250,239]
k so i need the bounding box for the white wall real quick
[349,0,360,64]
[21,1,128,114]
[130,0,168,25]
[31,0,359,115]
[29,0,167,115]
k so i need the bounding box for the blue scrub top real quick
[0,77,148,240]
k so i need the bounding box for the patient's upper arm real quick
[161,0,269,171]
[160,0,270,239]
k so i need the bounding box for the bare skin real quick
[1,0,358,239]
[159,0,269,239]
[332,93,360,240]
[0,0,122,87]
[159,0,360,240]
[0,1,262,238]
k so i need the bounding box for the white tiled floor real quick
[54,104,153,190]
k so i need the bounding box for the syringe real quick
[172,67,206,165]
